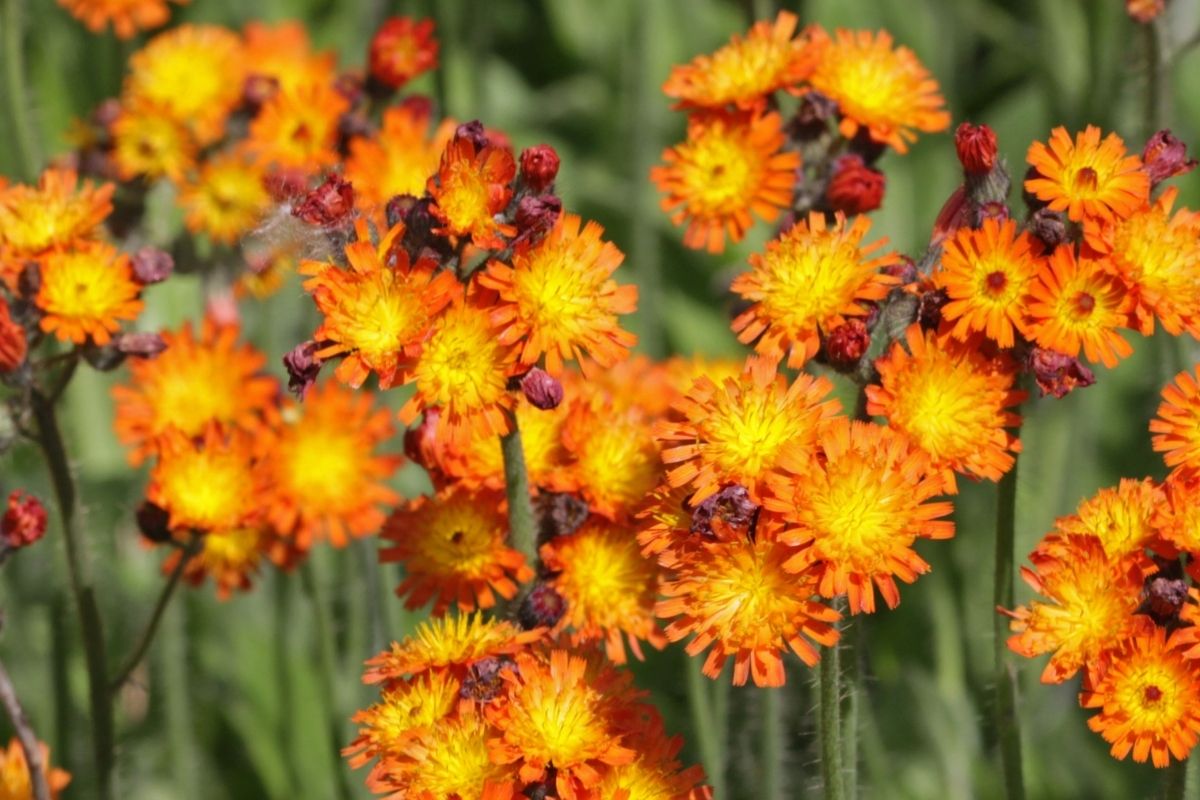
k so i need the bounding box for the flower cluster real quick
[652,12,950,252]
[1004,369,1200,767]
[345,614,710,799]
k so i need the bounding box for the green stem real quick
[1143,18,1168,143]
[1162,758,1188,800]
[993,444,1026,800]
[761,685,785,800]
[160,598,198,800]
[686,661,725,798]
[299,561,354,800]
[356,537,390,654]
[0,653,51,800]
[500,420,538,567]
[819,624,845,800]
[31,390,113,800]
[110,536,200,694]
[843,620,862,799]
[273,576,301,796]
[1,0,41,180]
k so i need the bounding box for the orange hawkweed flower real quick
[428,137,516,249]
[662,11,815,110]
[595,719,712,800]
[124,24,246,145]
[0,737,71,799]
[479,214,638,376]
[57,0,186,39]
[363,613,543,684]
[369,16,439,89]
[657,356,841,504]
[1057,478,1165,562]
[867,325,1024,492]
[765,419,954,614]
[806,27,950,154]
[374,712,513,799]
[656,528,840,686]
[242,21,337,95]
[0,169,113,281]
[1152,475,1200,553]
[345,104,457,210]
[1150,366,1200,478]
[111,101,196,182]
[1106,188,1200,337]
[651,110,799,253]
[485,649,637,800]
[301,221,458,389]
[178,151,270,244]
[936,217,1042,348]
[1026,246,1133,368]
[435,396,572,492]
[111,318,278,465]
[265,381,401,548]
[381,487,532,615]
[247,82,349,172]
[1081,628,1200,767]
[35,242,143,345]
[342,669,459,776]
[561,401,661,521]
[398,294,517,442]
[148,424,262,533]
[1025,126,1150,228]
[541,517,666,664]
[168,526,273,600]
[731,211,898,367]
[1005,534,1152,683]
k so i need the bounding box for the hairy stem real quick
[1163,758,1188,800]
[299,561,354,800]
[1143,18,1168,143]
[993,446,1026,800]
[31,389,113,800]
[500,419,537,566]
[0,652,50,800]
[685,661,725,797]
[761,684,785,800]
[819,624,845,800]
[1,0,41,179]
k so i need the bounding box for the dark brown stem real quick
[0,645,51,800]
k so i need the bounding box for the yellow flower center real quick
[410,716,508,800]
[413,306,508,411]
[675,122,764,216]
[149,352,251,438]
[508,679,611,767]
[1113,659,1187,731]
[158,448,254,531]
[37,248,138,327]
[756,229,873,328]
[692,542,804,647]
[807,463,910,572]
[200,527,263,571]
[411,502,504,578]
[699,387,808,481]
[279,426,363,515]
[437,158,492,235]
[886,351,1004,463]
[573,421,660,514]
[338,270,431,361]
[555,526,653,629]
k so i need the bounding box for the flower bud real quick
[789,91,838,141]
[292,175,355,227]
[114,332,167,358]
[17,261,40,299]
[242,74,280,111]
[520,367,563,410]
[130,246,174,285]
[1028,208,1067,249]
[918,288,949,332]
[1025,347,1095,399]
[517,583,566,630]
[283,340,323,399]
[519,144,560,192]
[459,656,514,703]
[264,168,310,203]
[2,491,47,550]
[1139,573,1188,626]
[454,120,489,151]
[534,492,589,544]
[974,201,1009,227]
[403,408,441,472]
[1142,130,1197,187]
[955,122,998,175]
[0,299,27,373]
[824,318,871,372]
[368,17,438,89]
[385,194,418,229]
[513,195,562,247]
[825,154,885,215]
[690,484,758,541]
[136,500,173,544]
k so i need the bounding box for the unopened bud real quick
[1142,130,1197,187]
[1026,346,1095,399]
[2,491,47,550]
[136,500,172,544]
[1139,574,1188,626]
[517,583,565,630]
[519,145,560,192]
[1028,208,1068,249]
[824,319,871,372]
[454,120,489,151]
[242,74,280,110]
[403,408,441,472]
[918,288,949,332]
[459,656,513,703]
[825,154,885,215]
[114,332,167,358]
[385,194,418,229]
[690,484,758,541]
[520,367,563,410]
[283,341,322,399]
[789,91,838,141]
[955,122,999,175]
[513,195,562,247]
[130,246,174,285]
[534,492,589,544]
[292,175,355,227]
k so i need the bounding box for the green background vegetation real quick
[3,0,1200,797]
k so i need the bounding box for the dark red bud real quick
[283,341,322,398]
[513,195,562,247]
[517,583,566,630]
[825,154,885,215]
[520,367,564,410]
[136,500,172,544]
[533,492,589,545]
[454,120,489,151]
[459,656,514,703]
[519,144,560,192]
[2,491,48,550]
[292,175,354,227]
[130,246,174,285]
[918,288,949,332]
[114,332,167,358]
[1025,347,1096,399]
[690,484,759,541]
[242,74,280,110]
[1142,130,1197,187]
[789,91,838,141]
[955,122,999,175]
[824,318,871,372]
[1028,208,1068,249]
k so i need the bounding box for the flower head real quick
[651,110,799,252]
[765,419,954,614]
[935,218,1042,348]
[342,669,460,776]
[242,21,336,95]
[1150,366,1200,479]
[57,0,186,38]
[0,738,71,800]
[806,27,950,153]
[247,82,349,172]
[345,104,456,209]
[112,318,278,465]
[434,396,572,492]
[381,487,532,614]
[363,613,543,684]
[170,525,273,600]
[562,400,661,520]
[1057,478,1164,561]
[731,211,898,367]
[1081,628,1200,767]
[368,17,439,89]
[541,517,666,664]
[428,136,516,249]
[1026,246,1133,368]
[2,491,48,551]
[375,711,513,799]
[111,101,196,181]
[479,214,637,376]
[657,357,840,503]
[35,242,143,345]
[147,424,263,533]
[1025,126,1149,230]
[0,169,113,278]
[1152,475,1200,553]
[866,325,1024,492]
[178,151,270,244]
[662,11,814,109]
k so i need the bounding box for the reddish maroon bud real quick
[460,656,515,703]
[292,175,354,227]
[930,186,970,246]
[385,194,418,229]
[136,500,172,544]
[264,168,310,203]
[848,128,888,165]
[399,94,434,120]
[1026,347,1096,399]
[789,91,838,141]
[17,261,40,298]
[114,332,167,358]
[1028,208,1067,249]
[1142,130,1197,187]
[130,246,174,285]
[368,17,438,89]
[884,256,918,286]
[454,120,489,151]
[534,492,589,544]
[92,98,122,131]
[333,73,365,106]
[283,340,323,398]
[517,584,566,630]
[403,408,441,472]
[975,201,1009,227]
[519,144,560,192]
[825,154,885,215]
[918,288,949,332]
[955,122,999,175]
[1139,574,1189,626]
[242,74,280,110]
[520,367,564,410]
[690,484,759,541]
[0,298,27,373]
[824,318,871,372]
[338,111,373,148]
[513,195,562,247]
[2,491,47,550]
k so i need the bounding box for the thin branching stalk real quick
[299,561,354,800]
[761,683,785,799]
[500,418,537,566]
[0,651,50,800]
[685,661,726,797]
[993,437,1025,800]
[1142,18,1168,143]
[1,0,41,179]
[819,621,845,800]
[31,388,114,800]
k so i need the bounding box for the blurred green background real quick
[3,0,1200,797]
